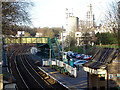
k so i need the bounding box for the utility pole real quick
[118,1,120,76]
[49,48,51,65]
[62,26,64,61]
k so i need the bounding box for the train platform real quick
[39,66,88,89]
[29,54,88,89]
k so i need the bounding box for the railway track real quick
[20,54,54,89]
[7,45,29,88]
[7,45,57,89]
[24,50,68,90]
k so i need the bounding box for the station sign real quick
[98,74,105,77]
[109,74,113,79]
[117,74,120,77]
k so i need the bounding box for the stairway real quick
[50,37,62,60]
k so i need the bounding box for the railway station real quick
[1,1,120,90]
[2,37,87,89]
[2,36,119,90]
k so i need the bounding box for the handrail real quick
[48,38,55,58]
[50,37,62,60]
[55,37,62,51]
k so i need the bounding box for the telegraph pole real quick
[62,26,64,61]
[118,1,120,75]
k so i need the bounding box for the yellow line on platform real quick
[0,74,3,90]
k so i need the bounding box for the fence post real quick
[42,59,44,66]
[71,67,74,76]
[74,67,77,78]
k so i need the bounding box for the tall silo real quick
[67,16,79,37]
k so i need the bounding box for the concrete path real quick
[40,66,88,89]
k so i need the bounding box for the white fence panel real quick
[65,63,77,77]
[51,61,56,65]
[56,60,59,66]
[73,67,77,77]
[59,61,64,67]
[42,60,77,77]
[43,61,49,66]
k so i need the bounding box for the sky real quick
[30,0,115,28]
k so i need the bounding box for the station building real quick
[83,48,120,89]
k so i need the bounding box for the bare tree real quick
[104,1,120,49]
[2,1,33,35]
[65,35,77,51]
[104,1,120,85]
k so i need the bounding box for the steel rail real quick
[14,46,29,88]
[19,55,44,89]
[14,55,29,89]
[8,45,29,89]
[22,54,55,89]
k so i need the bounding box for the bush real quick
[64,46,84,54]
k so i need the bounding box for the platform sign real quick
[99,74,105,77]
[117,74,120,77]
[109,74,113,79]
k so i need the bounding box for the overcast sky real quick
[30,0,115,28]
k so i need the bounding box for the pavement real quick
[40,66,88,90]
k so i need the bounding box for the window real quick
[100,87,105,90]
[84,61,87,63]
[100,77,105,81]
[109,74,113,79]
[92,87,96,90]
[78,61,83,63]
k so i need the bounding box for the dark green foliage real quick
[82,32,91,45]
[64,46,83,54]
[95,32,117,45]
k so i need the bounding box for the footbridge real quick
[3,37,62,59]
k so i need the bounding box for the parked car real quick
[74,60,88,66]
[67,51,73,57]
[4,83,17,90]
[0,61,3,66]
[67,51,73,58]
[72,53,78,58]
[83,55,92,60]
[76,54,84,59]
